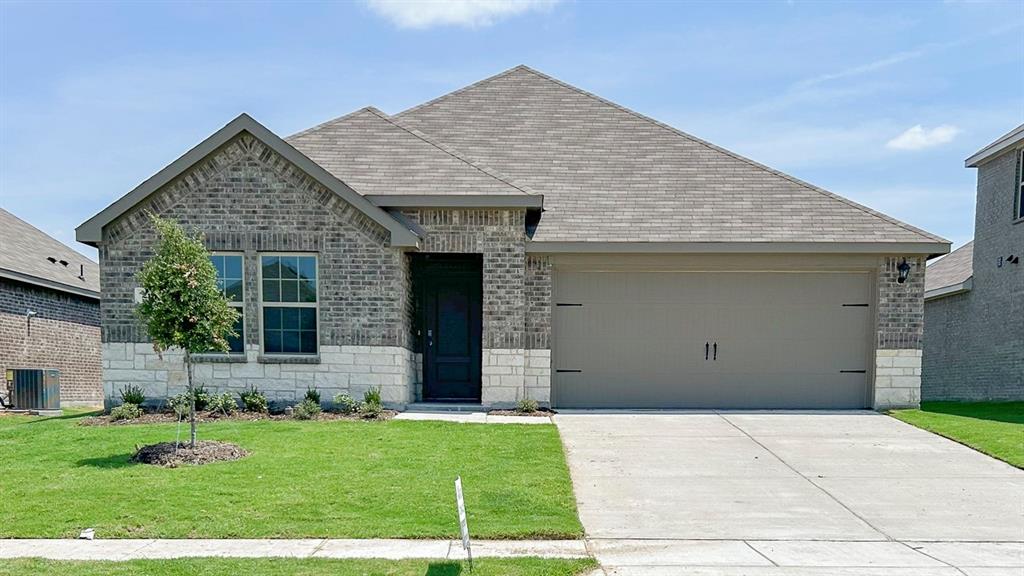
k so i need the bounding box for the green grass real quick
[0,557,598,576]
[890,401,1024,468]
[0,412,582,539]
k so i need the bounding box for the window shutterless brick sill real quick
[191,354,247,364]
[258,354,321,364]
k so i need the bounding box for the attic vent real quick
[58,260,69,267]
[46,257,57,264]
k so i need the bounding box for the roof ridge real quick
[514,66,948,245]
[394,65,530,119]
[373,108,538,196]
[285,106,380,141]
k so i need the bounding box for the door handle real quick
[713,342,717,361]
[705,342,709,360]
[427,329,433,348]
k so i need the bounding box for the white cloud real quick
[366,0,557,29]
[886,124,961,151]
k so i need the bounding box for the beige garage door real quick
[553,271,873,409]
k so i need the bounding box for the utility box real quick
[6,369,61,410]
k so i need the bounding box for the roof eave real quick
[367,194,543,209]
[0,268,100,300]
[526,240,951,256]
[76,113,420,249]
[965,124,1024,168]
[925,277,973,301]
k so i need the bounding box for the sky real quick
[1,1,1022,260]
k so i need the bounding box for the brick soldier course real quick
[78,66,950,410]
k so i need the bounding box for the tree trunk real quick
[185,350,196,449]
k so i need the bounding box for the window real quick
[1016,149,1024,220]
[210,254,245,354]
[260,254,318,355]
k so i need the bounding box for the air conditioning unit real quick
[5,369,61,410]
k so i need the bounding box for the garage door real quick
[553,271,872,409]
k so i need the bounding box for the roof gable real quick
[925,240,974,298]
[397,65,948,250]
[1,208,99,298]
[77,114,419,248]
[287,107,539,206]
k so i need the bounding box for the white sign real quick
[455,476,472,567]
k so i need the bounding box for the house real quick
[77,66,949,410]
[923,125,1024,400]
[1,208,102,406]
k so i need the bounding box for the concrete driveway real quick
[555,411,1024,575]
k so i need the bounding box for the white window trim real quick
[257,252,320,356]
[211,251,246,355]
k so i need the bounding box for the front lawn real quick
[0,411,582,538]
[890,401,1024,468]
[0,557,598,576]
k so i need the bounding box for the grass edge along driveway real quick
[889,401,1023,468]
[0,557,599,576]
[0,411,583,539]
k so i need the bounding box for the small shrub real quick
[363,386,382,406]
[110,402,142,421]
[208,392,237,415]
[238,386,268,413]
[167,393,191,418]
[333,393,357,414]
[517,397,539,414]
[292,398,321,420]
[358,387,384,419]
[304,386,321,404]
[120,384,146,406]
[191,385,211,411]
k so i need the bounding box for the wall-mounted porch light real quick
[896,258,911,284]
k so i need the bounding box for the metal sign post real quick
[455,475,472,571]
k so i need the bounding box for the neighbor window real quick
[260,254,318,355]
[210,253,245,354]
[1016,149,1024,220]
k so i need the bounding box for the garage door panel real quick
[554,271,872,409]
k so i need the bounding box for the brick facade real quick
[873,255,926,409]
[923,147,1024,400]
[97,134,548,408]
[0,278,101,405]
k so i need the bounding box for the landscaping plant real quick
[517,397,539,414]
[110,403,142,421]
[119,384,146,406]
[208,392,237,416]
[134,213,239,448]
[191,384,211,411]
[333,393,357,414]
[238,386,268,413]
[304,386,321,405]
[358,386,383,418]
[292,398,321,420]
[167,393,191,419]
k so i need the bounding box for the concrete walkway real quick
[394,411,552,424]
[556,411,1024,575]
[0,538,587,561]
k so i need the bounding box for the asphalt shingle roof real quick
[0,208,100,296]
[386,65,946,245]
[926,241,973,293]
[287,107,533,197]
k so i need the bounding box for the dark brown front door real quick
[417,255,482,402]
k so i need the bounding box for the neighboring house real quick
[923,125,1024,400]
[77,66,949,411]
[1,208,102,406]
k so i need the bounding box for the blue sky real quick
[1,1,1021,259]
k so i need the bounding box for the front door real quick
[419,255,482,402]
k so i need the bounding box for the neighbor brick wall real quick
[923,147,1024,400]
[0,278,101,404]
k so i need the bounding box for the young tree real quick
[136,213,239,448]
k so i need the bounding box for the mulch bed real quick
[487,408,556,418]
[80,409,397,426]
[132,440,249,467]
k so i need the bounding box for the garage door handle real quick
[713,342,717,361]
[705,342,709,360]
